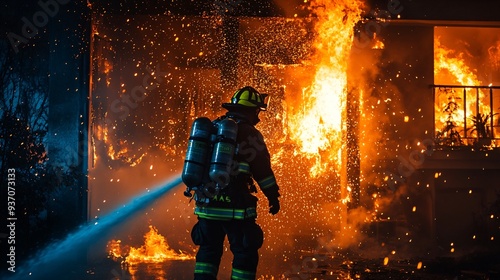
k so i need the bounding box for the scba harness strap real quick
[190,160,252,206]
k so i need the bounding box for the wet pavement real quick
[12,240,497,280]
[78,250,500,280]
[280,251,500,280]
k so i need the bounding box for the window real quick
[434,26,500,148]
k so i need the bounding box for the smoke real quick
[237,2,423,273]
[489,40,500,71]
[272,0,306,17]
[234,1,417,272]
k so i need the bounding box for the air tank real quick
[209,118,238,187]
[182,117,213,187]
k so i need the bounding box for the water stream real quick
[9,176,183,280]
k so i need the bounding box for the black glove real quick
[268,197,280,215]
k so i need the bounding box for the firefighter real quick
[190,86,281,280]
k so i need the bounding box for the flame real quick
[434,36,492,143]
[371,34,385,49]
[107,225,194,264]
[372,38,385,50]
[286,0,364,177]
[107,239,124,260]
[434,36,480,86]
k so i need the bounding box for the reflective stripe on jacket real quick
[194,206,257,220]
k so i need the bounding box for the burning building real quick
[86,0,500,276]
[4,0,499,278]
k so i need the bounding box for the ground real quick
[77,250,500,279]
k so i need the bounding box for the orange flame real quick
[107,225,194,264]
[434,36,491,143]
[434,36,481,86]
[287,0,364,177]
[372,35,385,49]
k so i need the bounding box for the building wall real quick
[375,22,500,252]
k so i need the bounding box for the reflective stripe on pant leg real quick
[231,268,256,280]
[226,220,258,280]
[194,219,225,279]
[195,262,218,278]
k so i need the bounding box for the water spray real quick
[8,175,183,280]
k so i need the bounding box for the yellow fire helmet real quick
[222,86,269,111]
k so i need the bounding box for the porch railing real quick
[432,85,500,148]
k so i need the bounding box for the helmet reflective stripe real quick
[230,86,267,110]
